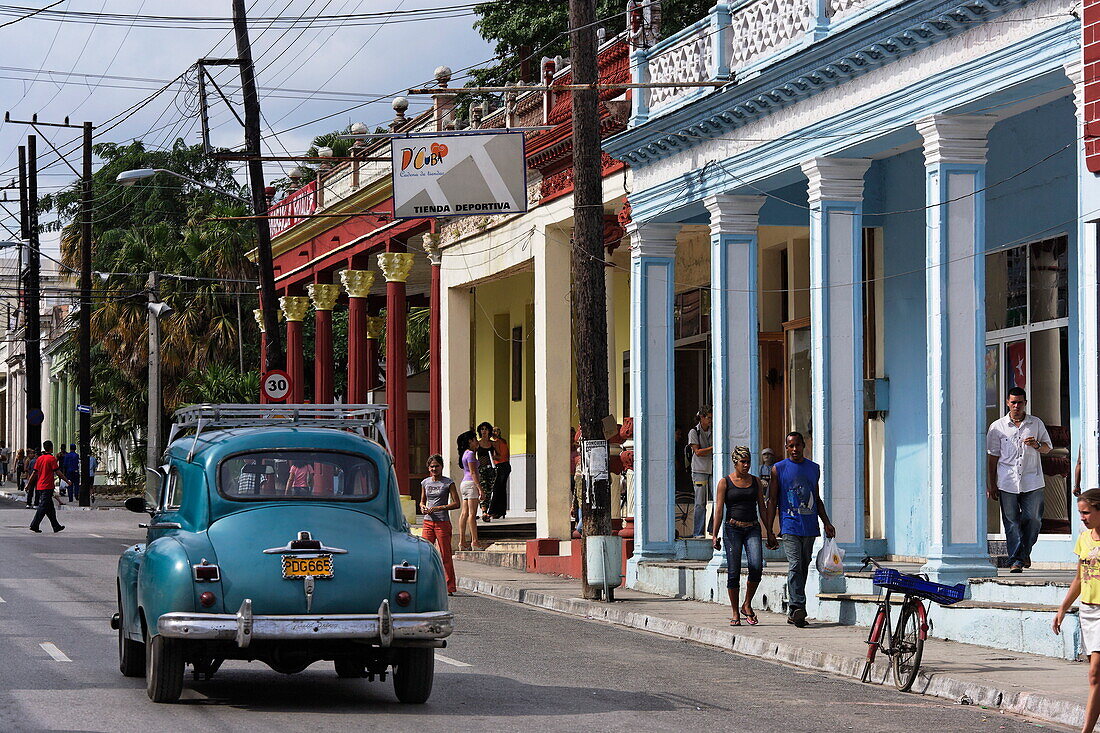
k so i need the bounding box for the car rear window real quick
[218,451,378,501]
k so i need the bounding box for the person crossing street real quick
[28,440,69,534]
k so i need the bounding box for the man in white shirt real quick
[986,387,1052,573]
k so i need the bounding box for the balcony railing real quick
[635,0,876,119]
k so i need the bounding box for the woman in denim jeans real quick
[712,446,777,625]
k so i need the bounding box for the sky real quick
[0,1,496,249]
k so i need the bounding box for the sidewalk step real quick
[818,592,1068,613]
[454,550,526,572]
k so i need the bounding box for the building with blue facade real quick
[605,0,1097,656]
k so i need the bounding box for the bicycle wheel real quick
[892,600,925,692]
[861,606,887,683]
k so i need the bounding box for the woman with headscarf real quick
[475,421,497,522]
[712,446,776,625]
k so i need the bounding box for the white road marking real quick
[40,643,71,662]
[88,533,102,538]
[436,654,470,667]
[0,596,5,602]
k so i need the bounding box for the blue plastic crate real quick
[873,568,966,605]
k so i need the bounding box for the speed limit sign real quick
[262,370,292,402]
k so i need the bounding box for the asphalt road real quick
[0,497,1068,732]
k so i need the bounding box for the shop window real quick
[984,235,1071,536]
[674,288,710,340]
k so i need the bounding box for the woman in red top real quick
[284,459,314,497]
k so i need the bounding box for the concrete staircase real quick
[632,558,1082,660]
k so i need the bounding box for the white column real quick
[626,222,681,576]
[917,114,998,584]
[1067,60,1100,493]
[534,230,572,540]
[440,277,472,499]
[704,195,764,568]
[802,157,871,561]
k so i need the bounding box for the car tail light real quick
[392,561,417,583]
[192,561,221,582]
[395,591,412,607]
[199,591,216,607]
[290,539,321,550]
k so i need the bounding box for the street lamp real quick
[146,273,172,471]
[115,168,251,204]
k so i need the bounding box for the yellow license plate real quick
[281,555,333,578]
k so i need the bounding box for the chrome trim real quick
[192,563,221,582]
[139,522,182,529]
[235,599,253,648]
[391,561,417,583]
[157,608,454,645]
[263,531,347,555]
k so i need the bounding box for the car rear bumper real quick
[157,598,452,648]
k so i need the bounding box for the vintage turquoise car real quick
[112,404,453,703]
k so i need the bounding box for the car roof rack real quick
[168,404,390,461]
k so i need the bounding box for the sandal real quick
[741,608,759,626]
[729,618,741,626]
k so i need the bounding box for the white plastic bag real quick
[816,537,845,577]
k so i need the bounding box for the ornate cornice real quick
[366,315,386,340]
[801,158,872,203]
[916,114,997,166]
[340,269,375,298]
[307,283,341,311]
[704,194,766,234]
[279,296,311,323]
[377,252,415,283]
[605,0,1037,168]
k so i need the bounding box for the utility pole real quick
[231,0,283,372]
[25,135,41,452]
[146,272,162,470]
[78,121,92,505]
[569,0,613,600]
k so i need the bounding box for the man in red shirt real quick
[28,440,70,533]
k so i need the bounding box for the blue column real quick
[802,157,871,566]
[626,222,681,583]
[917,114,998,585]
[1068,61,1100,492]
[704,195,764,573]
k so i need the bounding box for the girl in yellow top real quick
[1054,488,1100,733]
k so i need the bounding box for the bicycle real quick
[858,556,966,692]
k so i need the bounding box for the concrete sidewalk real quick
[455,560,1088,730]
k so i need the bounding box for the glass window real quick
[1030,237,1068,323]
[984,345,1000,429]
[165,468,183,511]
[218,451,378,501]
[986,246,1028,330]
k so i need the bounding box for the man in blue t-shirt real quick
[765,431,835,628]
[61,445,80,502]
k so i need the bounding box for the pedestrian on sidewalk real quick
[457,430,483,551]
[1053,488,1100,733]
[420,454,460,595]
[14,448,26,504]
[987,387,1051,573]
[476,422,497,522]
[489,427,510,520]
[61,444,80,503]
[688,407,713,538]
[765,431,835,628]
[0,442,9,486]
[712,446,777,626]
[28,440,68,534]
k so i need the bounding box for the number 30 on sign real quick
[262,370,292,402]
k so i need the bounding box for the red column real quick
[280,296,309,404]
[379,252,414,496]
[340,270,375,403]
[427,247,442,455]
[308,283,339,404]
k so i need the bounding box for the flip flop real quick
[742,609,759,625]
[729,618,741,626]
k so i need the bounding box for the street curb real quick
[0,490,119,509]
[457,576,1085,730]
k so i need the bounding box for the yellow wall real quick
[471,272,537,453]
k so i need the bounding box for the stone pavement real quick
[455,559,1089,730]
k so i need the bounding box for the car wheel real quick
[392,647,434,704]
[145,634,185,703]
[334,658,365,678]
[117,609,145,678]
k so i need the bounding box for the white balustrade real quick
[726,0,814,70]
[648,24,715,111]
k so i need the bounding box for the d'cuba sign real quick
[390,131,527,219]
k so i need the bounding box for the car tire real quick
[117,590,144,678]
[334,658,365,678]
[392,647,434,704]
[145,634,185,703]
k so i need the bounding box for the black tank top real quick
[724,475,759,524]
